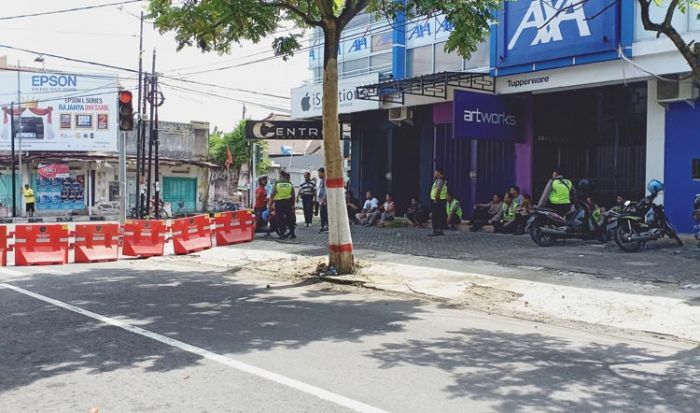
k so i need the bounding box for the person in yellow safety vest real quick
[429,168,448,237]
[490,192,520,233]
[537,168,575,218]
[446,192,463,230]
[23,184,36,218]
[268,170,296,239]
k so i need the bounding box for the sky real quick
[0,0,309,132]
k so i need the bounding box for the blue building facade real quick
[291,1,700,231]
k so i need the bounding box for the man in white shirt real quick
[355,191,379,225]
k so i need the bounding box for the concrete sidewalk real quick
[159,235,700,343]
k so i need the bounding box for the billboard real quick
[0,72,119,152]
[291,73,379,119]
[493,0,623,76]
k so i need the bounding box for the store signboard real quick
[493,0,622,75]
[0,72,118,152]
[291,73,379,119]
[453,90,525,142]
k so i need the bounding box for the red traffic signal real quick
[119,90,133,104]
[118,90,134,131]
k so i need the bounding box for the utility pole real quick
[153,81,160,219]
[16,61,22,213]
[135,10,145,218]
[118,130,127,223]
[10,102,16,218]
[145,50,156,216]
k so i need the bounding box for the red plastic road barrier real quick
[122,220,166,257]
[74,223,120,263]
[14,224,70,266]
[0,226,7,266]
[213,210,255,246]
[171,214,212,255]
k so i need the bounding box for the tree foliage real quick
[208,121,270,175]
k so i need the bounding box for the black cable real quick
[0,0,143,21]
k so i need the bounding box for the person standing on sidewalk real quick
[317,167,328,232]
[429,168,448,237]
[23,184,35,218]
[254,176,269,232]
[268,170,296,239]
[297,172,316,227]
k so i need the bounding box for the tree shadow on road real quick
[0,264,424,396]
[368,328,700,412]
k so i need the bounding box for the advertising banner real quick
[494,0,620,73]
[0,72,119,152]
[453,90,525,142]
[291,73,379,119]
[33,173,85,211]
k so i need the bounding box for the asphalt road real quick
[1,258,698,413]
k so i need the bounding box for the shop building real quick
[293,2,699,231]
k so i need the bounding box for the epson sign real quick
[31,75,77,88]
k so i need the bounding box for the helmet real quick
[261,210,270,222]
[647,179,664,194]
[577,178,594,191]
[694,194,700,210]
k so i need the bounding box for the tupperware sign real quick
[0,72,118,152]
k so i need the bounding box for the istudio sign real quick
[245,120,323,140]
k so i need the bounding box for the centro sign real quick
[245,120,323,140]
[493,0,622,74]
[291,73,379,119]
[453,90,525,142]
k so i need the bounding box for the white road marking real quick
[0,268,24,276]
[0,282,389,413]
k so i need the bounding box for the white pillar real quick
[646,79,665,203]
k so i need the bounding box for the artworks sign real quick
[494,0,620,73]
[0,72,118,152]
[453,90,525,142]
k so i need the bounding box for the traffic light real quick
[118,90,134,131]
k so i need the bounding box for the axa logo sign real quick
[409,21,431,40]
[463,109,517,127]
[508,0,591,50]
[348,37,368,54]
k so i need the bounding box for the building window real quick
[406,45,432,77]
[371,32,392,52]
[346,12,371,29]
[370,52,392,72]
[434,42,463,72]
[342,58,369,77]
[693,159,700,180]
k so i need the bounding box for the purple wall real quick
[514,97,533,195]
[433,102,452,124]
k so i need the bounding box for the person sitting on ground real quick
[513,194,533,235]
[586,196,604,226]
[346,191,361,224]
[377,194,396,228]
[490,192,519,233]
[470,193,503,232]
[406,197,428,227]
[356,191,379,225]
[510,185,523,206]
[611,194,626,213]
[446,192,463,230]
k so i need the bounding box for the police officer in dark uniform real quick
[269,170,296,239]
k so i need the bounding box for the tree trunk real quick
[322,22,354,274]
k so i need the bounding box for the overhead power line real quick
[0,0,143,21]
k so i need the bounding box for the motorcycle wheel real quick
[614,221,642,253]
[529,217,556,247]
[663,220,684,247]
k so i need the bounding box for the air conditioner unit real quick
[657,77,698,104]
[388,107,413,124]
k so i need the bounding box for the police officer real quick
[429,168,448,237]
[537,168,574,218]
[269,170,296,239]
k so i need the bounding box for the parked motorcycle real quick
[614,180,683,252]
[527,201,605,247]
[693,193,700,246]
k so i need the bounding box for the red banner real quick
[37,164,70,180]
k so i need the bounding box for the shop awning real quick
[355,71,495,104]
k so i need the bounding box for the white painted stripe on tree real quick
[327,186,352,247]
[0,282,388,413]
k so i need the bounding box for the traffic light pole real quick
[145,51,156,216]
[119,131,127,224]
[154,84,160,219]
[135,10,145,219]
[10,102,16,218]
